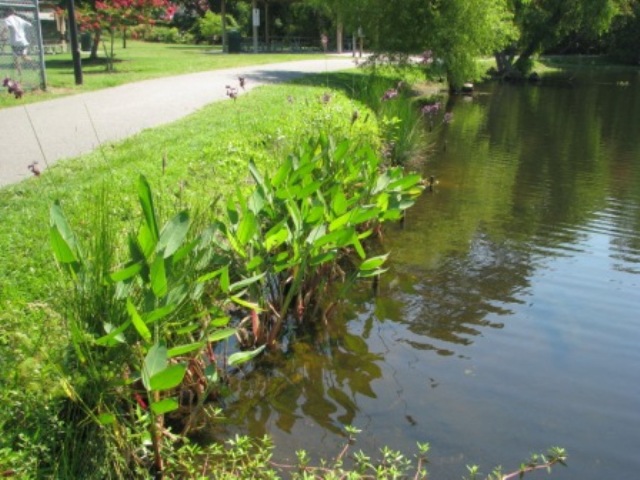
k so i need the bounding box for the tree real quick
[506,0,633,73]
[77,0,176,66]
[303,0,360,53]
[196,10,238,43]
[338,0,515,91]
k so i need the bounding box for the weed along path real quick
[0,56,358,188]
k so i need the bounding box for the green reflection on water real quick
[211,70,640,479]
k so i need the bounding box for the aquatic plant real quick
[205,135,423,349]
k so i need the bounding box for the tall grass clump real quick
[297,65,438,166]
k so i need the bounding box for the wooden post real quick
[221,0,226,53]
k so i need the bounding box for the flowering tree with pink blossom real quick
[77,0,177,69]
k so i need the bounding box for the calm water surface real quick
[219,71,640,479]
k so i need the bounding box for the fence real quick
[0,0,46,91]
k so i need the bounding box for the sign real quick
[252,8,260,27]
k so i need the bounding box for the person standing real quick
[321,32,328,53]
[2,8,31,76]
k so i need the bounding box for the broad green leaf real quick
[228,345,266,367]
[296,180,322,200]
[376,192,390,211]
[176,324,199,335]
[351,232,366,259]
[50,226,79,267]
[309,250,338,266]
[248,159,265,190]
[157,211,190,259]
[49,202,80,265]
[357,267,387,278]
[305,204,325,225]
[220,266,230,292]
[167,342,204,358]
[272,156,292,187]
[149,255,168,298]
[173,237,198,264]
[150,364,186,391]
[306,224,326,245]
[138,175,159,243]
[96,320,131,346]
[387,173,423,192]
[331,188,348,216]
[226,197,239,226]
[359,253,390,271]
[264,223,290,252]
[246,255,264,271]
[211,316,231,327]
[248,188,266,215]
[230,295,263,311]
[142,343,168,391]
[205,364,218,384]
[166,285,188,306]
[236,210,258,247]
[381,209,403,221]
[229,272,266,293]
[150,398,179,415]
[372,172,392,195]
[314,227,355,249]
[349,206,381,226]
[127,299,151,343]
[208,327,237,343]
[333,139,350,163]
[328,211,352,232]
[197,265,227,283]
[143,304,176,325]
[137,224,156,259]
[110,262,142,282]
[285,200,303,233]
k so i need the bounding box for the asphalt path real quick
[0,56,359,187]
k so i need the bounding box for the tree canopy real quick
[509,0,634,71]
[333,0,516,90]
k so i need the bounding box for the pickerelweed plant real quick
[208,134,424,349]
[50,176,264,477]
[47,133,423,478]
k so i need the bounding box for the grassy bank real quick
[0,66,417,477]
[0,56,566,477]
[1,40,328,109]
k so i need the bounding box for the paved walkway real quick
[0,56,358,187]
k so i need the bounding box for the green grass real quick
[0,40,328,109]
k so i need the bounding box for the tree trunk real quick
[221,0,227,52]
[513,40,539,73]
[89,31,101,60]
[336,12,343,54]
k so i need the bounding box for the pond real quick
[217,69,640,479]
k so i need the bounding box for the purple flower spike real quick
[443,112,453,124]
[421,102,441,116]
[381,88,398,101]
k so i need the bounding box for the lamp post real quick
[252,0,258,53]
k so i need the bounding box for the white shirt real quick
[4,14,31,47]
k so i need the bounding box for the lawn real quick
[0,40,328,109]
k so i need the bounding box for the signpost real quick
[252,0,259,53]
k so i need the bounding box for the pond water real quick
[218,70,640,479]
